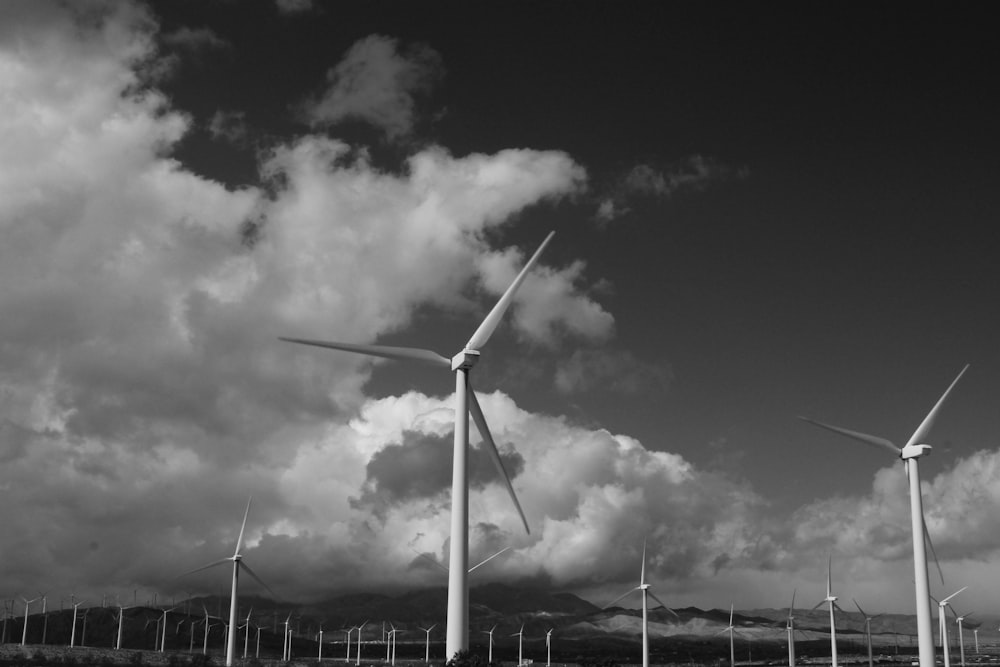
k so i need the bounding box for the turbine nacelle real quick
[901,443,932,460]
[451,349,481,371]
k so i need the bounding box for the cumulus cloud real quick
[301,34,443,141]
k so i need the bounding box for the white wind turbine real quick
[355,620,369,666]
[511,624,525,667]
[244,608,255,659]
[386,623,395,662]
[934,587,966,667]
[799,365,969,667]
[955,611,973,667]
[20,595,39,646]
[718,604,737,667]
[342,627,354,662]
[604,541,679,667]
[69,600,85,648]
[970,622,982,655]
[316,621,324,662]
[810,557,842,667]
[854,599,883,667]
[785,590,797,667]
[180,497,274,667]
[39,593,48,645]
[482,624,497,664]
[159,607,177,652]
[201,605,213,655]
[281,233,552,659]
[419,624,436,663]
[545,628,553,667]
[115,604,132,650]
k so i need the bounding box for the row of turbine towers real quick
[2,233,978,667]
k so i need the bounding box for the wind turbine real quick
[545,628,553,667]
[604,541,679,667]
[244,608,255,659]
[355,620,369,665]
[419,624,436,663]
[69,600,85,648]
[482,624,497,663]
[934,588,966,667]
[955,612,973,667]
[391,627,402,666]
[20,595,39,646]
[159,607,177,652]
[39,593,48,645]
[342,627,355,662]
[970,623,982,655]
[281,233,552,659]
[810,556,842,667]
[282,612,293,661]
[115,604,132,650]
[799,365,969,667]
[386,624,394,663]
[201,605,213,655]
[785,590,797,667]
[854,599,883,667]
[316,621,324,662]
[718,604,737,667]
[511,624,525,667]
[179,497,274,667]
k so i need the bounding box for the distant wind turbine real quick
[799,365,969,667]
[604,541,679,667]
[20,595,39,646]
[115,604,132,650]
[355,620,368,666]
[854,599,883,667]
[179,497,274,667]
[281,233,553,659]
[810,556,842,667]
[419,624,437,663]
[39,593,48,645]
[718,604,737,667]
[511,624,525,667]
[243,608,254,659]
[482,624,497,664]
[546,628,553,667]
[934,588,966,667]
[785,590,797,667]
[954,609,978,666]
[159,607,177,652]
[316,621,324,662]
[342,627,354,662]
[69,600,85,648]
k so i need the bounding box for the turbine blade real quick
[177,558,231,579]
[942,587,967,605]
[640,540,647,587]
[465,231,555,351]
[235,497,252,557]
[923,517,945,585]
[648,591,680,619]
[827,555,832,597]
[798,417,900,455]
[810,600,825,611]
[854,599,868,618]
[278,338,449,367]
[904,365,970,449]
[411,548,449,573]
[604,587,640,610]
[469,546,511,573]
[468,386,530,534]
[239,561,277,599]
[789,589,796,617]
[729,604,734,626]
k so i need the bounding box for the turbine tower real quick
[20,595,39,647]
[810,556,842,667]
[720,604,736,667]
[180,497,274,667]
[604,541,679,667]
[281,233,552,658]
[799,365,969,667]
[546,628,553,667]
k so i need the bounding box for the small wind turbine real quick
[179,497,274,667]
[342,627,354,662]
[511,624,525,667]
[69,600,86,648]
[955,610,977,666]
[282,612,293,661]
[316,621,324,662]
[281,233,553,659]
[391,627,402,666]
[810,557,842,667]
[970,623,982,655]
[800,365,969,667]
[244,608,255,659]
[934,587,967,667]
[39,593,48,645]
[718,604,737,667]
[854,599,883,667]
[386,624,394,662]
[604,541,679,667]
[786,590,797,667]
[20,595,39,646]
[159,607,177,652]
[546,628,553,667]
[419,624,436,663]
[482,624,497,664]
[355,620,369,665]
[201,605,212,655]
[115,604,132,650]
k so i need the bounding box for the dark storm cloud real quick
[352,429,525,514]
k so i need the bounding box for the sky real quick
[2,0,999,618]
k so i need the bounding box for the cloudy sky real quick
[2,0,999,617]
